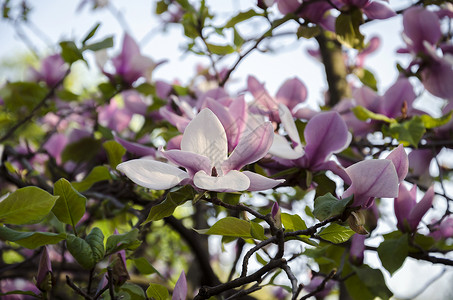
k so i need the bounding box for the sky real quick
[1,1,452,299]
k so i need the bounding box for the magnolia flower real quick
[28,54,67,87]
[337,0,396,20]
[343,145,408,208]
[394,184,434,232]
[248,76,311,121]
[98,33,158,85]
[429,217,453,240]
[172,271,187,300]
[269,107,352,182]
[117,108,283,192]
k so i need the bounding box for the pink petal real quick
[221,122,274,173]
[380,78,416,118]
[304,111,351,169]
[408,186,434,231]
[172,271,187,300]
[161,150,211,177]
[181,109,228,168]
[275,77,308,111]
[345,159,399,207]
[114,135,156,158]
[243,171,285,191]
[403,7,441,53]
[363,1,396,20]
[385,144,408,182]
[394,184,417,231]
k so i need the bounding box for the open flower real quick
[117,108,283,192]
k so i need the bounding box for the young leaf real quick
[335,8,364,49]
[106,228,140,254]
[206,43,235,55]
[86,227,105,262]
[0,226,66,249]
[196,217,252,238]
[355,68,378,91]
[83,36,114,52]
[352,106,396,123]
[145,186,195,223]
[318,223,355,244]
[0,187,59,225]
[146,283,170,300]
[61,137,102,163]
[53,178,87,227]
[66,234,96,269]
[349,264,393,300]
[313,193,353,221]
[281,213,307,231]
[382,116,425,147]
[133,257,161,276]
[250,222,266,240]
[420,111,452,129]
[225,9,259,27]
[81,22,101,44]
[377,234,408,275]
[71,166,112,192]
[103,140,126,168]
[59,41,84,64]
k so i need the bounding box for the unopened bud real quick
[271,202,282,229]
[348,211,368,235]
[36,246,54,292]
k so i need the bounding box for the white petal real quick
[181,108,228,168]
[278,104,302,146]
[117,159,189,190]
[268,134,304,159]
[193,170,250,192]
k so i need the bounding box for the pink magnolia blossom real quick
[429,217,453,240]
[343,145,407,208]
[394,184,434,232]
[27,54,67,87]
[338,0,395,20]
[248,76,310,122]
[100,33,157,85]
[117,109,283,192]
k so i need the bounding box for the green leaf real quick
[145,186,195,223]
[1,82,48,113]
[62,137,102,163]
[71,166,112,192]
[281,213,307,231]
[0,226,66,249]
[297,25,321,39]
[313,173,337,198]
[103,140,126,168]
[86,227,105,262]
[81,23,101,44]
[155,1,168,14]
[250,222,266,240]
[219,192,241,205]
[352,106,396,123]
[412,233,436,251]
[53,178,87,227]
[225,9,259,27]
[106,228,140,254]
[346,264,393,300]
[197,217,252,238]
[146,283,169,300]
[318,223,355,244]
[66,234,95,269]
[133,257,160,275]
[0,187,59,225]
[377,234,408,275]
[313,193,353,221]
[206,43,235,55]
[383,116,425,147]
[256,253,268,266]
[135,82,155,96]
[420,111,452,129]
[60,41,84,64]
[355,68,377,91]
[233,27,244,48]
[335,8,364,49]
[56,89,79,101]
[83,36,114,52]
[108,283,146,300]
